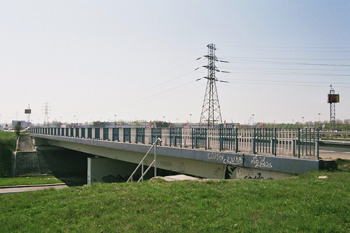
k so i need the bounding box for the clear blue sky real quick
[1,0,349,125]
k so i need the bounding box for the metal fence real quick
[31,127,319,159]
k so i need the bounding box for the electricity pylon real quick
[196,43,228,128]
[328,85,340,128]
[43,103,51,126]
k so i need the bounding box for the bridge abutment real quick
[87,157,139,184]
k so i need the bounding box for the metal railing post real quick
[298,128,301,158]
[253,128,256,154]
[191,128,194,149]
[126,138,161,183]
[235,127,238,153]
[316,128,320,160]
[274,128,277,156]
[205,128,208,150]
[154,142,157,177]
[219,127,222,151]
[141,161,144,182]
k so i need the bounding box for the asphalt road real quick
[319,145,350,160]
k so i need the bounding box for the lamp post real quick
[318,113,321,123]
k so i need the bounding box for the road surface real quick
[319,145,350,160]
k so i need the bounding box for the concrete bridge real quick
[29,126,330,184]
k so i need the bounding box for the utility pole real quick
[197,43,228,128]
[25,104,31,126]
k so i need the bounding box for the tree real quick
[14,122,22,137]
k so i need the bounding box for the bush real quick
[0,132,16,177]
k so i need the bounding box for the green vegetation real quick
[335,159,350,172]
[0,169,349,232]
[0,131,16,177]
[0,176,64,186]
[14,122,22,136]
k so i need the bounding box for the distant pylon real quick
[197,43,228,128]
[328,85,340,128]
[43,103,50,126]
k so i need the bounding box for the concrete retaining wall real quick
[12,147,88,177]
[12,152,41,176]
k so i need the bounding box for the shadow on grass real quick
[53,173,87,187]
[335,159,350,172]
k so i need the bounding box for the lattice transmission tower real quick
[327,85,340,128]
[197,43,228,128]
[43,102,51,126]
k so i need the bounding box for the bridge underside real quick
[33,134,325,183]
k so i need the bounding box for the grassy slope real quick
[0,170,349,232]
[0,131,16,177]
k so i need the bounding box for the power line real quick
[223,58,350,67]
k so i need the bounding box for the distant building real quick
[12,120,32,128]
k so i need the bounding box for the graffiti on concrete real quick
[207,152,243,165]
[225,165,237,179]
[177,162,186,173]
[208,152,224,162]
[236,168,273,180]
[244,172,273,180]
[251,156,273,168]
[213,167,224,177]
[102,174,127,183]
[225,156,243,165]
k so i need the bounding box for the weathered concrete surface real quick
[88,157,138,184]
[17,135,36,152]
[155,174,202,182]
[12,152,41,176]
[234,167,293,179]
[0,183,68,194]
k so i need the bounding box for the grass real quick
[0,169,349,232]
[335,159,350,172]
[0,131,16,177]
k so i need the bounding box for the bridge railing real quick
[30,126,319,159]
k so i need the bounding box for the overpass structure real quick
[30,126,326,184]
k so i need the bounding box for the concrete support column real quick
[131,128,136,143]
[109,128,113,141]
